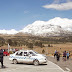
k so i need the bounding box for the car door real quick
[23,51,33,63]
[15,51,24,63]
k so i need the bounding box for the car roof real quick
[19,50,33,52]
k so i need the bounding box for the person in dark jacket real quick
[54,50,57,58]
[56,52,60,61]
[0,48,5,68]
[63,51,66,61]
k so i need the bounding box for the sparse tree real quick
[7,39,13,46]
[42,49,45,54]
[0,37,5,46]
[48,44,50,47]
[34,41,43,48]
[27,43,33,49]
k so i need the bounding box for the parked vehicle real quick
[9,50,47,65]
[3,51,10,56]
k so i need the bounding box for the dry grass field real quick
[0,34,72,57]
[27,42,72,57]
[34,43,72,57]
[45,43,72,54]
[2,42,72,56]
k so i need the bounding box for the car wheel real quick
[33,60,39,66]
[13,59,18,64]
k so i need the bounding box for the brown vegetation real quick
[0,34,72,55]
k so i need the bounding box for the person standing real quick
[56,52,60,61]
[54,50,57,58]
[66,51,70,60]
[0,48,5,68]
[63,51,66,61]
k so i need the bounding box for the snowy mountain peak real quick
[0,17,72,36]
[20,23,67,36]
[20,17,72,36]
[32,20,45,26]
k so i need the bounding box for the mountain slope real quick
[0,17,72,36]
[20,23,71,36]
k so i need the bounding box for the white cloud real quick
[42,2,72,10]
[24,10,29,14]
[0,29,18,34]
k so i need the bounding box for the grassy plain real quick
[4,42,72,55]
[33,42,72,54]
[0,34,72,56]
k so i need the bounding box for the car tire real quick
[33,60,39,66]
[13,59,18,64]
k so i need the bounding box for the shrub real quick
[27,43,33,49]
[42,49,45,54]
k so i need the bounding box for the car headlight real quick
[42,54,47,57]
[41,58,46,60]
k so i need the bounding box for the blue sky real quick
[0,0,72,31]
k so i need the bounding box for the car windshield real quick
[31,50,39,55]
[33,51,38,54]
[29,50,38,56]
[29,52,35,56]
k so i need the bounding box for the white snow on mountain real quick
[20,17,72,36]
[0,29,18,34]
[0,17,72,36]
[47,17,72,31]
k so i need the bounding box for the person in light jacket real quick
[66,51,70,60]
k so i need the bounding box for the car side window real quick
[24,52,29,56]
[16,52,23,56]
[29,52,35,56]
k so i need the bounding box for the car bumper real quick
[39,59,47,64]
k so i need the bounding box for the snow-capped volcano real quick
[20,23,62,36]
[20,17,72,36]
[0,17,72,36]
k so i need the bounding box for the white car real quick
[9,50,47,65]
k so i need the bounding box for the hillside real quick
[0,34,72,47]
